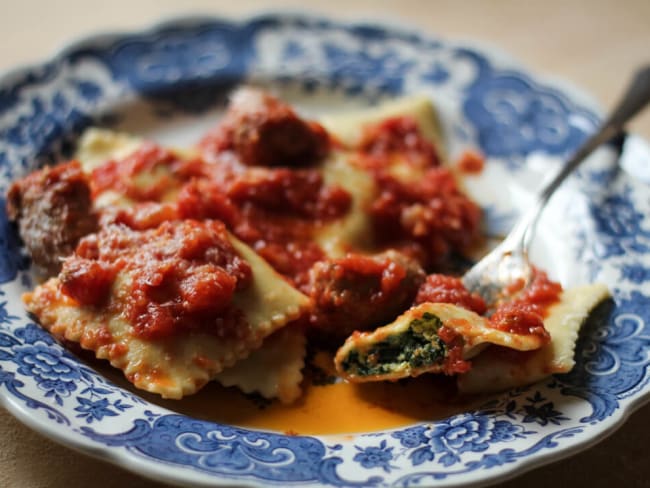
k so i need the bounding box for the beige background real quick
[1,0,649,487]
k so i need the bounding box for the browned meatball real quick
[6,161,98,277]
[199,88,330,167]
[305,250,425,338]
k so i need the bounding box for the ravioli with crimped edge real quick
[457,283,610,394]
[214,325,307,404]
[24,222,310,399]
[334,279,609,392]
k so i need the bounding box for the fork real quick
[462,65,650,307]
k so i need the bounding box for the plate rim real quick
[0,10,647,488]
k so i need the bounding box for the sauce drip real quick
[456,149,485,174]
[91,352,481,436]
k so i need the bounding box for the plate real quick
[1,13,649,488]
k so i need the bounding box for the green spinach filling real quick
[341,312,447,376]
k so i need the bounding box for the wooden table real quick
[1,1,648,487]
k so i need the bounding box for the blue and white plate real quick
[1,13,649,487]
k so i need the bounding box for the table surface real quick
[1,1,649,487]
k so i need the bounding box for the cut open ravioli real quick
[214,326,307,404]
[457,283,610,394]
[335,302,547,382]
[24,234,310,399]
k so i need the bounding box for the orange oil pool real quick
[93,352,483,436]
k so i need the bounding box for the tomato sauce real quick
[456,149,485,174]
[370,168,481,268]
[227,168,350,219]
[94,137,351,286]
[413,270,561,345]
[415,274,487,315]
[60,220,252,340]
[91,143,183,201]
[358,116,440,169]
[101,202,172,231]
[222,167,351,286]
[488,270,562,342]
[438,325,472,374]
[355,117,481,269]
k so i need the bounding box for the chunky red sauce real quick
[456,149,485,174]
[353,116,481,269]
[370,168,482,268]
[222,168,350,286]
[177,180,239,226]
[438,326,471,375]
[227,168,350,220]
[413,270,561,345]
[60,220,252,340]
[91,143,184,201]
[358,116,440,169]
[415,274,487,315]
[488,270,562,341]
[60,259,115,307]
[96,143,351,286]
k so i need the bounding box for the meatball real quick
[6,161,98,277]
[199,88,330,167]
[305,250,426,337]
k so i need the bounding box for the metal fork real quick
[462,65,650,307]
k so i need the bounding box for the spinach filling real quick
[341,312,447,376]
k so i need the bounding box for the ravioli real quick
[75,128,198,210]
[315,96,450,256]
[457,284,610,394]
[314,151,377,256]
[72,129,314,401]
[320,95,446,160]
[75,128,143,173]
[214,326,307,404]
[335,302,547,382]
[24,232,310,399]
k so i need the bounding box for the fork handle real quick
[522,65,650,247]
